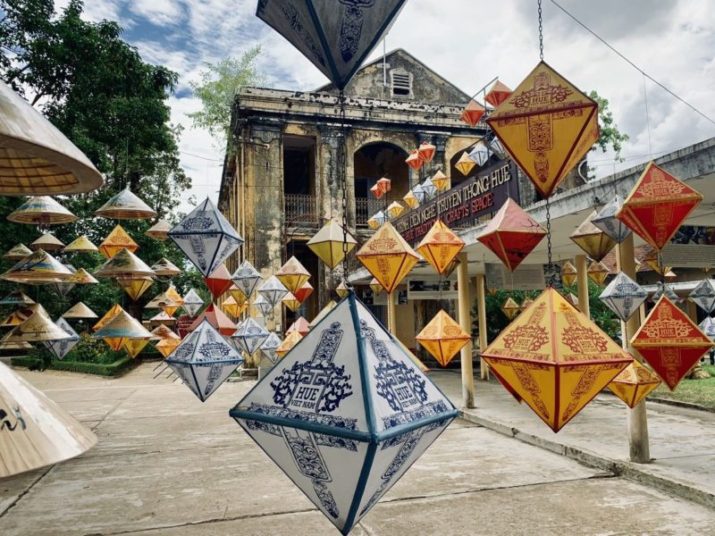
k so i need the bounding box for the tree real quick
[590,90,630,162]
[188,46,262,147]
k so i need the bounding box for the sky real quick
[60,0,715,210]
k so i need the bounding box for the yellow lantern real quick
[482,288,632,432]
[501,297,521,320]
[455,152,476,176]
[607,360,661,408]
[93,310,152,355]
[415,310,471,367]
[431,170,450,192]
[281,292,302,312]
[569,211,616,262]
[222,295,244,317]
[122,338,150,358]
[276,330,303,358]
[416,219,465,275]
[356,222,419,294]
[276,256,311,295]
[155,337,180,358]
[117,277,153,301]
[561,261,577,287]
[336,281,349,299]
[403,190,420,209]
[587,260,609,286]
[306,219,357,270]
[386,201,405,219]
[93,304,124,332]
[520,298,534,312]
[369,277,383,295]
[228,284,248,306]
[99,225,138,259]
[486,62,599,198]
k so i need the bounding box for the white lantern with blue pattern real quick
[260,332,282,364]
[230,293,457,534]
[44,317,80,359]
[231,260,262,299]
[591,195,632,243]
[599,272,648,322]
[232,317,269,357]
[689,279,715,314]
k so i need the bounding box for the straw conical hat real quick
[93,304,124,331]
[0,290,35,306]
[68,268,98,285]
[1,249,73,283]
[0,308,31,328]
[63,235,98,253]
[3,243,33,261]
[4,304,71,342]
[62,302,98,319]
[150,257,181,277]
[145,219,171,240]
[95,188,156,220]
[149,311,176,324]
[7,196,77,225]
[94,248,154,278]
[0,80,102,196]
[30,232,64,251]
[93,310,152,340]
[0,360,97,477]
[151,324,180,340]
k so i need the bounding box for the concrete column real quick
[457,253,475,408]
[617,233,650,463]
[576,254,590,318]
[475,273,489,380]
[387,291,396,334]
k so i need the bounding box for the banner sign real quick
[393,159,520,244]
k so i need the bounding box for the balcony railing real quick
[285,193,318,226]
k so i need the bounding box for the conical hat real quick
[150,257,181,277]
[0,308,31,328]
[0,361,97,477]
[94,248,154,278]
[30,232,64,251]
[0,79,103,196]
[0,290,35,306]
[63,235,98,253]
[93,310,152,340]
[8,196,77,225]
[4,305,71,342]
[151,324,180,340]
[149,311,176,324]
[145,219,171,240]
[95,188,156,220]
[1,249,73,283]
[62,302,98,319]
[93,304,124,331]
[3,243,33,260]
[68,268,98,284]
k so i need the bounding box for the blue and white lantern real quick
[44,317,80,360]
[599,272,647,322]
[182,288,204,317]
[591,195,632,243]
[232,260,262,299]
[260,332,282,364]
[651,282,679,303]
[230,293,457,534]
[252,294,274,318]
[468,140,490,167]
[420,178,436,199]
[258,276,289,309]
[689,279,715,314]
[699,316,715,340]
[233,317,269,357]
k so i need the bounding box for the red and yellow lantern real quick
[416,310,471,367]
[416,219,465,275]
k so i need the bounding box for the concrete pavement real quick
[0,363,714,535]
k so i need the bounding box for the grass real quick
[651,364,715,410]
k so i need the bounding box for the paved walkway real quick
[1,364,714,535]
[431,370,715,509]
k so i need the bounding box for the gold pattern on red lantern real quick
[416,310,471,367]
[617,162,703,251]
[477,198,546,272]
[485,80,513,108]
[607,360,661,408]
[569,211,616,261]
[416,219,465,275]
[356,222,419,293]
[631,296,714,390]
[460,99,485,127]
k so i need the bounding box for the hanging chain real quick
[339,91,350,288]
[538,0,544,60]
[545,196,554,287]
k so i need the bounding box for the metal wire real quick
[545,196,554,286]
[339,91,350,287]
[538,0,544,60]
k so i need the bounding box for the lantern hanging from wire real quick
[281,292,301,312]
[484,80,512,108]
[569,211,616,262]
[561,261,577,287]
[182,288,204,317]
[117,276,154,301]
[154,334,181,359]
[276,256,311,295]
[460,99,485,127]
[376,177,392,195]
[501,297,521,320]
[356,222,419,293]
[233,317,270,357]
[44,317,80,360]
[367,210,386,230]
[431,170,450,192]
[369,277,383,296]
[599,272,648,322]
[651,282,679,304]
[520,298,535,312]
[222,295,244,318]
[631,296,714,390]
[294,281,314,304]
[403,190,420,209]
[227,285,248,306]
[252,295,273,318]
[99,225,138,259]
[587,261,609,286]
[416,219,465,275]
[204,264,233,301]
[275,330,302,358]
[3,304,70,343]
[307,219,357,270]
[93,304,124,332]
[123,338,150,359]
[260,332,282,365]
[8,195,78,228]
[416,310,471,367]
[591,195,631,243]
[369,183,384,199]
[93,309,152,354]
[1,249,73,284]
[258,276,289,309]
[94,248,154,279]
[412,185,426,204]
[418,141,436,163]
[188,303,236,336]
[420,178,437,199]
[231,260,263,299]
[405,149,423,170]
[607,360,661,408]
[287,316,311,337]
[468,140,490,167]
[689,278,715,314]
[454,152,476,176]
[699,316,715,340]
[150,257,181,278]
[62,302,98,321]
[387,201,405,220]
[336,281,349,299]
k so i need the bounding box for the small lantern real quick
[599,272,648,322]
[4,305,70,343]
[30,232,64,252]
[282,292,301,312]
[699,317,715,340]
[608,360,661,408]
[286,316,311,337]
[233,317,270,357]
[123,338,150,359]
[182,289,204,317]
[651,282,679,303]
[412,185,426,204]
[367,210,386,230]
[416,310,471,367]
[222,295,243,317]
[258,276,289,308]
[416,219,465,275]
[689,279,715,314]
[63,235,99,254]
[93,310,152,354]
[563,292,580,310]
[431,170,450,192]
[117,276,154,301]
[405,149,423,170]
[150,258,181,278]
[188,303,236,336]
[501,297,521,320]
[486,62,599,198]
[95,188,157,220]
[455,152,476,176]
[307,219,357,270]
[520,298,534,312]
[145,219,171,241]
[260,332,282,364]
[0,291,35,306]
[387,201,405,219]
[370,183,384,199]
[8,196,78,226]
[477,198,546,272]
[468,140,489,167]
[99,225,137,259]
[460,99,485,127]
[336,281,349,299]
[591,195,631,243]
[570,211,616,262]
[167,319,243,402]
[631,296,714,390]
[587,260,609,286]
[483,288,632,431]
[617,162,703,251]
[403,190,420,209]
[42,318,78,360]
[93,304,124,332]
[252,295,274,318]
[155,336,181,359]
[95,248,154,279]
[356,222,420,293]
[418,141,436,163]
[369,277,383,295]
[231,260,263,299]
[276,256,311,295]
[484,80,512,108]
[294,281,314,304]
[377,177,392,194]
[561,261,577,287]
[420,178,437,199]
[204,264,233,301]
[275,330,302,358]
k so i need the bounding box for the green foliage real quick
[188,46,262,146]
[653,365,715,410]
[590,90,630,162]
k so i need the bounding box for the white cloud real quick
[127,0,184,26]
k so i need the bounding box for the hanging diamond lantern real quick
[570,211,616,261]
[415,310,471,367]
[631,296,714,390]
[205,264,233,301]
[418,141,436,162]
[468,140,489,167]
[599,272,648,322]
[307,219,357,270]
[294,281,314,304]
[386,201,405,220]
[369,278,383,295]
[587,260,609,286]
[233,317,270,357]
[260,332,282,364]
[356,222,419,293]
[3,305,70,343]
[151,257,181,278]
[3,243,32,261]
[222,295,244,318]
[30,232,64,252]
[230,294,457,535]
[258,276,289,309]
[93,309,152,353]
[276,330,302,358]
[485,80,512,108]
[99,225,138,258]
[1,249,73,284]
[282,292,301,312]
[63,235,99,254]
[405,150,423,170]
[431,170,450,192]
[501,297,521,320]
[689,279,715,314]
[591,195,631,243]
[8,195,77,226]
[287,316,311,337]
[232,260,263,299]
[276,256,311,295]
[94,248,154,279]
[182,288,204,317]
[460,99,485,127]
[376,177,391,195]
[416,219,465,275]
[123,338,150,358]
[455,152,476,176]
[699,317,715,340]
[367,210,386,230]
[336,281,349,299]
[607,360,661,408]
[561,261,577,287]
[370,183,384,200]
[420,178,436,199]
[93,304,124,332]
[483,288,632,431]
[188,304,236,336]
[403,190,419,209]
[117,276,154,301]
[252,295,273,318]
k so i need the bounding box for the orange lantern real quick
[570,211,616,262]
[477,198,546,272]
[356,222,419,294]
[386,201,405,220]
[431,170,450,192]
[117,276,153,301]
[155,337,180,358]
[454,152,475,176]
[287,316,311,337]
[501,297,521,320]
[376,177,392,194]
[418,141,436,163]
[276,256,310,295]
[631,296,714,390]
[294,281,314,303]
[482,288,632,432]
[416,219,465,275]
[369,183,384,199]
[276,330,302,358]
[281,292,301,312]
[485,80,512,108]
[561,261,577,287]
[227,284,248,306]
[93,304,124,332]
[188,304,236,336]
[460,99,485,127]
[123,338,150,359]
[163,285,184,316]
[99,225,138,259]
[486,62,599,198]
[204,264,233,301]
[405,150,423,170]
[587,260,609,286]
[416,310,471,367]
[222,295,244,317]
[617,162,703,251]
[607,360,661,408]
